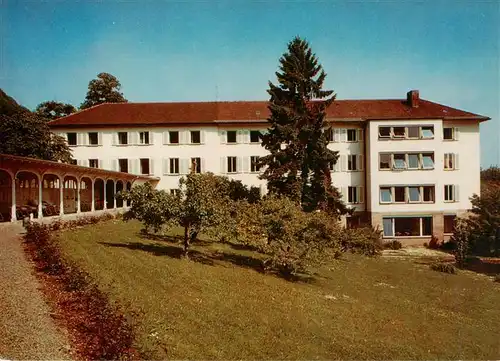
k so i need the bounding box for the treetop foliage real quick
[36,101,76,120]
[80,72,128,110]
[259,36,348,217]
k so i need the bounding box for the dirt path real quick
[0,224,71,360]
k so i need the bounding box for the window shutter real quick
[163,132,168,144]
[180,159,189,174]
[162,159,168,175]
[358,129,364,142]
[219,130,227,144]
[454,153,459,170]
[454,127,460,140]
[201,158,206,173]
[220,157,226,174]
[76,133,83,146]
[342,186,348,203]
[358,155,364,171]
[243,130,250,144]
[200,130,205,144]
[359,186,365,203]
[112,133,117,145]
[76,159,82,166]
[237,157,243,173]
[149,132,154,145]
[340,155,347,172]
[112,159,118,172]
[127,159,132,173]
[334,129,341,142]
[242,156,250,173]
[149,158,154,175]
[182,131,189,144]
[341,129,347,142]
[130,132,139,145]
[98,132,103,145]
[454,185,460,202]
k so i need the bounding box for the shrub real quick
[23,221,137,360]
[427,234,441,249]
[383,240,402,250]
[430,262,457,274]
[494,274,500,283]
[452,218,470,268]
[342,227,384,256]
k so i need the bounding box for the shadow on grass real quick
[464,257,500,277]
[136,232,213,247]
[100,240,314,283]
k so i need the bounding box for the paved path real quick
[0,223,71,360]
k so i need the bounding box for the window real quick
[326,128,334,142]
[169,131,179,144]
[139,131,150,145]
[422,153,434,169]
[191,130,201,144]
[67,133,77,146]
[347,216,361,229]
[118,132,128,145]
[169,158,179,174]
[119,159,128,173]
[140,159,150,175]
[89,159,99,168]
[348,186,358,204]
[70,159,77,165]
[383,217,433,238]
[227,156,237,173]
[408,186,421,202]
[421,126,434,138]
[88,132,99,145]
[407,154,419,169]
[347,129,357,142]
[250,130,261,143]
[444,185,458,202]
[423,186,434,202]
[190,157,201,174]
[380,187,392,203]
[443,128,454,140]
[444,215,456,234]
[444,153,456,170]
[407,126,419,139]
[379,154,391,169]
[227,131,237,144]
[347,155,357,171]
[393,154,406,170]
[170,189,181,196]
[250,156,260,173]
[379,127,391,138]
[394,186,406,203]
[393,127,406,138]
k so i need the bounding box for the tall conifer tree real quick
[259,37,348,216]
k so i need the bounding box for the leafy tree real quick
[121,173,234,257]
[481,166,500,184]
[451,218,470,268]
[0,89,72,162]
[466,184,500,256]
[259,36,347,216]
[225,179,261,203]
[80,72,128,109]
[36,101,76,120]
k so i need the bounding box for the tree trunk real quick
[183,226,190,258]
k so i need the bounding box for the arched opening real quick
[42,174,60,217]
[63,176,78,214]
[106,180,115,209]
[80,177,92,212]
[15,171,40,219]
[125,181,132,207]
[94,178,105,211]
[116,180,124,208]
[0,169,12,222]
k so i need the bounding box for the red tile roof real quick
[48,98,489,128]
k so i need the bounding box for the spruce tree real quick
[259,36,348,217]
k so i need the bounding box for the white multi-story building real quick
[49,90,489,244]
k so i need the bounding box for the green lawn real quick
[56,220,500,360]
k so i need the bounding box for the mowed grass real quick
[56,220,500,360]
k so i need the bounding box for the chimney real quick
[407,90,419,108]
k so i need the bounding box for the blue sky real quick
[2,0,499,167]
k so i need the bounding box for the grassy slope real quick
[56,220,500,360]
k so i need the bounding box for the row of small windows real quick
[378,126,459,141]
[65,126,459,146]
[379,184,459,204]
[379,152,459,171]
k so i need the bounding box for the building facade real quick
[49,90,489,244]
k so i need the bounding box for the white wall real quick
[366,119,481,214]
